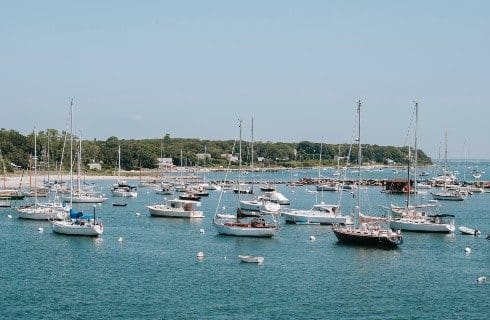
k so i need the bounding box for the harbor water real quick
[1,165,488,319]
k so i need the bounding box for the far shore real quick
[1,163,433,188]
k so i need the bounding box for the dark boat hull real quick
[332,229,402,248]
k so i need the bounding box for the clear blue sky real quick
[1,1,489,159]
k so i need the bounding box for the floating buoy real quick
[477,276,487,284]
[310,235,316,241]
[199,228,205,234]
[464,247,472,254]
[118,237,123,243]
[196,251,204,260]
[98,203,102,206]
[38,227,43,233]
[135,212,140,217]
[7,214,12,219]
[224,256,227,260]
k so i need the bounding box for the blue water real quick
[1,166,488,319]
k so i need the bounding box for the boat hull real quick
[332,226,402,248]
[213,221,277,237]
[390,219,454,233]
[52,221,103,236]
[283,211,351,225]
[147,205,204,218]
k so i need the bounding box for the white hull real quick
[458,226,481,236]
[112,190,137,197]
[69,196,108,203]
[147,205,204,218]
[390,218,454,233]
[282,210,352,225]
[239,200,280,213]
[17,207,68,220]
[52,221,103,236]
[213,219,277,237]
[238,255,264,264]
[316,185,340,192]
[431,193,465,201]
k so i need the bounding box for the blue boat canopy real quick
[69,209,83,219]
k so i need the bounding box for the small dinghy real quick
[458,226,481,236]
[238,255,264,264]
[112,203,128,207]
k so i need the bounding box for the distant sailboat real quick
[213,119,278,237]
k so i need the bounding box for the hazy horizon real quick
[2,1,489,159]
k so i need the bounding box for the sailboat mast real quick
[47,130,50,184]
[118,145,121,180]
[444,131,448,190]
[406,143,411,208]
[318,142,322,179]
[357,101,361,217]
[34,128,38,205]
[238,119,242,203]
[78,132,82,194]
[251,117,254,193]
[69,99,74,205]
[413,102,418,196]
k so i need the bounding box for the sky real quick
[1,1,489,159]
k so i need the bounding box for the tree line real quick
[0,128,432,173]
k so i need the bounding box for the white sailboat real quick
[17,129,68,220]
[390,103,455,233]
[239,117,281,214]
[51,99,104,236]
[67,135,107,203]
[213,119,278,238]
[431,132,466,201]
[112,145,137,197]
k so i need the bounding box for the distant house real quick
[257,157,265,162]
[220,154,239,163]
[385,158,395,165]
[157,157,174,169]
[196,153,211,161]
[87,160,102,171]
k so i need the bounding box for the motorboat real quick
[262,191,290,205]
[283,203,352,225]
[239,197,281,213]
[154,183,173,195]
[179,193,201,201]
[112,182,138,197]
[238,255,264,264]
[147,199,204,218]
[316,184,340,192]
[431,189,466,201]
[458,226,481,236]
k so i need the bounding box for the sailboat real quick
[17,129,68,220]
[389,102,455,233]
[431,132,466,201]
[332,101,403,248]
[51,99,104,236]
[0,149,17,206]
[213,119,278,237]
[112,145,137,197]
[316,142,341,192]
[239,117,281,214]
[66,134,107,203]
